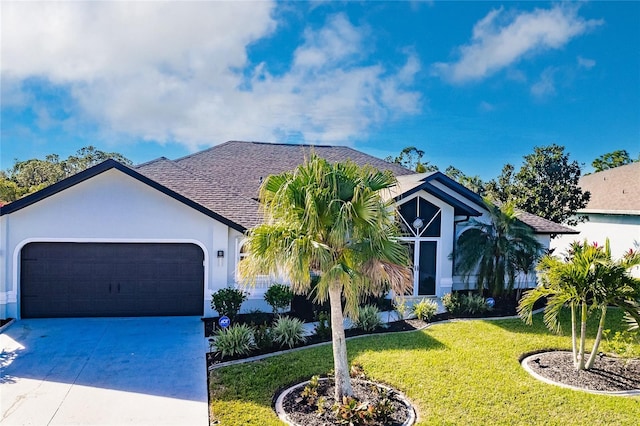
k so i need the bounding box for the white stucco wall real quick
[0,169,232,318]
[550,213,640,277]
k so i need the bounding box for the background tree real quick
[1,146,132,203]
[454,200,543,298]
[444,166,485,194]
[239,155,412,400]
[591,149,637,172]
[386,146,438,173]
[510,145,589,226]
[519,240,640,370]
[485,164,515,204]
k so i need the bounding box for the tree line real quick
[387,146,638,226]
[0,146,132,204]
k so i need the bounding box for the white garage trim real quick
[12,238,209,319]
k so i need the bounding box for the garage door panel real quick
[21,243,204,318]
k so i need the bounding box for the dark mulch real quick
[206,318,429,367]
[524,351,640,392]
[280,378,411,426]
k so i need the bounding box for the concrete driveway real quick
[0,317,208,426]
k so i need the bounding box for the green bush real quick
[264,283,294,314]
[252,323,274,350]
[272,316,307,348]
[412,298,438,321]
[211,324,254,358]
[393,297,408,320]
[354,305,382,332]
[461,293,490,315]
[442,292,462,314]
[211,288,247,321]
[442,292,490,316]
[314,310,332,339]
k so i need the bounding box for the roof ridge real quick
[134,156,171,168]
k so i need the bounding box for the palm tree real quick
[238,155,412,400]
[454,200,543,298]
[518,240,640,370]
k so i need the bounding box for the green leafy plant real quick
[301,375,320,406]
[412,298,438,321]
[264,283,294,314]
[460,293,490,315]
[393,297,408,321]
[332,396,375,425]
[272,316,307,348]
[442,293,462,315]
[316,396,328,415]
[354,305,382,332]
[251,323,273,350]
[211,324,254,358]
[314,310,332,339]
[211,288,247,321]
[371,387,396,422]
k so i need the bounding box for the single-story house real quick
[550,162,640,276]
[0,141,575,319]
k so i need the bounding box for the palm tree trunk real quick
[328,284,353,400]
[577,301,587,370]
[570,303,578,366]
[585,306,607,370]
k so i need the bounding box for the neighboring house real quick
[0,141,575,319]
[551,162,640,276]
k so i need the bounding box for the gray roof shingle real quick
[579,162,640,213]
[136,141,412,230]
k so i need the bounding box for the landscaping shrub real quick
[264,283,294,314]
[332,397,375,425]
[442,292,463,315]
[314,310,332,339]
[211,324,254,358]
[461,293,490,315]
[442,292,490,316]
[251,323,274,350]
[392,297,408,320]
[272,316,307,348]
[412,298,438,321]
[354,305,382,332]
[211,288,247,321]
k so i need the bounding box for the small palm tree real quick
[454,200,543,297]
[518,240,640,370]
[239,155,412,400]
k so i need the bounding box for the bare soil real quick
[524,351,640,392]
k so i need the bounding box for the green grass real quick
[209,309,640,425]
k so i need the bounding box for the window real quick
[398,197,441,237]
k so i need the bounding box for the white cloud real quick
[577,56,596,69]
[432,5,602,84]
[1,3,421,150]
[531,67,557,98]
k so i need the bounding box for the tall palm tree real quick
[454,200,543,297]
[238,155,412,400]
[518,240,640,370]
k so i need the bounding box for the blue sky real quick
[1,1,638,180]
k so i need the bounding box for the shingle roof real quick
[136,141,413,230]
[516,211,578,235]
[579,162,640,214]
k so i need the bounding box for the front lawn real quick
[209,309,640,425]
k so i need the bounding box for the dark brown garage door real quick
[21,242,205,318]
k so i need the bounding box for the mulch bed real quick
[280,378,411,426]
[524,351,640,392]
[206,318,429,367]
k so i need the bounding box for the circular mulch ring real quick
[521,351,640,396]
[275,378,416,426]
